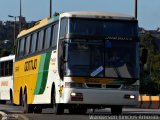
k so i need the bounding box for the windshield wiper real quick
[114,67,122,78]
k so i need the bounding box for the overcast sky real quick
[0,0,159,30]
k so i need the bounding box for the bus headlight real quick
[65,82,84,88]
[70,92,83,101]
[124,94,136,99]
[121,85,139,91]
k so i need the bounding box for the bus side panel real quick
[13,55,41,105]
[33,51,61,104]
[0,76,13,100]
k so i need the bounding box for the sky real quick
[0,0,159,30]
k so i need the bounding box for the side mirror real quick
[141,48,148,65]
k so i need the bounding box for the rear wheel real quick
[10,91,13,104]
[23,92,34,113]
[111,106,122,115]
[0,100,6,104]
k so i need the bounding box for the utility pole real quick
[50,0,52,18]
[8,15,17,46]
[19,0,22,32]
[135,0,138,19]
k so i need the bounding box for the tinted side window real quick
[60,19,68,38]
[0,60,13,77]
[25,36,31,55]
[30,33,37,53]
[44,27,51,49]
[5,61,9,76]
[19,38,25,57]
[9,60,13,75]
[0,62,4,76]
[37,30,44,51]
[16,40,20,56]
[52,24,58,47]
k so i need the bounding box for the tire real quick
[10,91,13,104]
[0,100,6,104]
[111,106,122,115]
[34,106,42,113]
[69,106,87,114]
[23,92,34,113]
[54,104,64,114]
[52,87,64,114]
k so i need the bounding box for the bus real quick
[0,55,15,104]
[14,11,139,114]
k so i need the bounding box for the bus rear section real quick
[0,55,15,104]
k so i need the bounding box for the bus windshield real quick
[65,40,139,79]
[69,18,138,37]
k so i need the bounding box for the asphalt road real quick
[0,102,160,120]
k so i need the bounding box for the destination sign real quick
[105,36,133,41]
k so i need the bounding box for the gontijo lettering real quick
[24,59,37,72]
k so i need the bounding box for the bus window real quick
[0,62,4,76]
[44,27,51,49]
[30,33,38,53]
[25,36,31,55]
[37,30,44,51]
[5,61,9,76]
[16,40,20,57]
[19,38,25,57]
[51,24,58,48]
[9,60,13,75]
[60,19,68,38]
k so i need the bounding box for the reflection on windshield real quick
[69,19,138,37]
[66,41,104,77]
[105,41,138,78]
[66,40,139,79]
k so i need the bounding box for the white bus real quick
[0,55,15,104]
[14,11,139,114]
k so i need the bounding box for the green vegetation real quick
[0,21,36,57]
[140,32,160,95]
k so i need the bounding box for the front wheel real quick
[69,106,87,114]
[54,104,64,114]
[111,106,122,115]
[52,87,64,114]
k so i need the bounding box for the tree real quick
[140,32,160,95]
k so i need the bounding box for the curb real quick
[138,95,160,109]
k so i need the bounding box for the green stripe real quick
[34,52,51,95]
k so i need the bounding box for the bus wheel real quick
[34,106,42,113]
[0,100,6,104]
[69,106,87,114]
[23,93,34,113]
[111,106,122,115]
[52,87,64,114]
[54,104,64,114]
[10,91,13,104]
